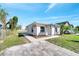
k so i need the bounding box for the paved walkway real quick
[25,35,59,42]
[25,36,37,42]
[37,36,59,41]
[0,41,79,56]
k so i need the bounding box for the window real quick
[31,28,33,32]
[40,26,45,32]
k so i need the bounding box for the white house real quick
[26,22,60,36]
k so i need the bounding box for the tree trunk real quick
[60,25,64,35]
[1,17,6,40]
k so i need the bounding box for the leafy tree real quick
[63,25,71,31]
[60,24,64,35]
[74,26,79,33]
[60,24,74,34]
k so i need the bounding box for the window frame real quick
[40,26,45,32]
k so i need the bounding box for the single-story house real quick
[26,22,60,36]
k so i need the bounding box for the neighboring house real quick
[26,22,60,36]
[56,21,74,34]
[56,21,71,26]
[56,21,74,28]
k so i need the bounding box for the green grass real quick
[47,34,79,53]
[0,31,27,51]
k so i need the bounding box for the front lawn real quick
[0,31,27,51]
[47,34,79,53]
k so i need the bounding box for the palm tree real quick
[12,16,18,29]
[7,16,18,31]
[0,7,8,39]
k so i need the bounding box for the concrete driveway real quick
[0,41,79,56]
[0,35,79,56]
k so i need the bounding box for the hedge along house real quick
[26,22,60,36]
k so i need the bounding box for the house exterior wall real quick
[46,26,51,35]
[57,27,60,34]
[26,25,47,36]
[26,24,33,35]
[36,26,40,36]
[36,26,48,36]
[26,24,37,36]
[51,27,55,35]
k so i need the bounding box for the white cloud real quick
[45,3,57,13]
[30,14,79,24]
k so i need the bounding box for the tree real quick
[12,16,18,28]
[7,16,18,31]
[75,26,79,33]
[0,8,8,30]
[0,7,8,39]
[63,25,70,31]
[60,24,74,34]
[60,24,64,35]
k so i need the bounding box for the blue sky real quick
[0,3,79,28]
